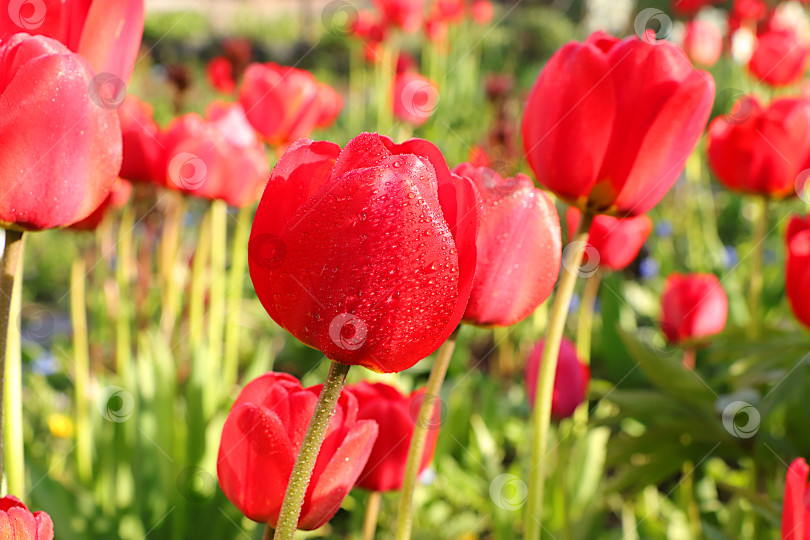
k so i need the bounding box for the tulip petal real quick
[521,40,616,207]
[782,458,810,540]
[76,0,144,83]
[298,419,378,530]
[217,403,296,524]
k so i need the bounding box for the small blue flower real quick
[655,220,673,238]
[639,257,659,279]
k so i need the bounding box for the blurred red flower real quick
[0,0,144,83]
[239,62,340,145]
[453,162,561,327]
[206,56,236,94]
[351,382,439,492]
[782,458,810,539]
[683,19,723,67]
[749,29,809,86]
[786,214,810,329]
[660,273,728,344]
[0,495,53,539]
[0,34,121,231]
[521,32,714,217]
[118,95,164,185]
[248,133,478,373]
[708,96,810,198]
[566,208,652,272]
[393,72,439,126]
[525,337,590,420]
[373,0,424,33]
[217,372,378,530]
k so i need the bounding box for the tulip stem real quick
[362,491,382,540]
[223,205,252,394]
[0,229,24,495]
[525,211,593,540]
[273,361,351,540]
[572,271,600,433]
[262,525,273,540]
[71,258,93,485]
[395,331,458,540]
[748,197,767,339]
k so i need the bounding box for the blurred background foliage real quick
[15,0,810,539]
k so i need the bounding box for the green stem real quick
[575,272,601,364]
[273,361,351,540]
[748,197,767,338]
[559,422,573,540]
[223,205,251,393]
[189,212,211,351]
[207,200,228,369]
[680,460,701,539]
[159,193,186,339]
[362,491,382,540]
[1,229,24,496]
[71,258,93,485]
[395,332,458,540]
[525,211,593,540]
[116,206,135,381]
[262,525,273,540]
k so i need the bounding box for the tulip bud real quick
[566,208,652,272]
[660,273,728,344]
[708,96,810,198]
[749,29,810,87]
[786,214,810,329]
[453,163,562,327]
[351,382,440,492]
[0,34,121,231]
[217,372,378,529]
[525,337,590,420]
[521,32,715,217]
[393,72,439,127]
[781,458,810,540]
[248,133,478,373]
[0,495,53,539]
[118,95,164,185]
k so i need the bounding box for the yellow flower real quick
[48,413,74,439]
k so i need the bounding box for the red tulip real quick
[525,337,590,420]
[733,0,768,22]
[0,495,53,539]
[468,145,490,167]
[314,82,343,129]
[351,381,439,492]
[70,178,132,231]
[424,16,448,43]
[782,458,810,540]
[435,0,464,22]
[566,208,652,272]
[708,96,810,198]
[1,0,144,83]
[749,29,809,86]
[161,102,269,207]
[206,56,236,94]
[217,372,378,529]
[470,0,493,25]
[239,62,336,146]
[373,0,423,33]
[683,19,723,67]
[521,32,715,217]
[0,34,121,231]
[248,132,478,373]
[118,95,164,185]
[393,72,439,126]
[660,273,728,344]
[452,163,561,327]
[786,214,810,329]
[671,0,723,16]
